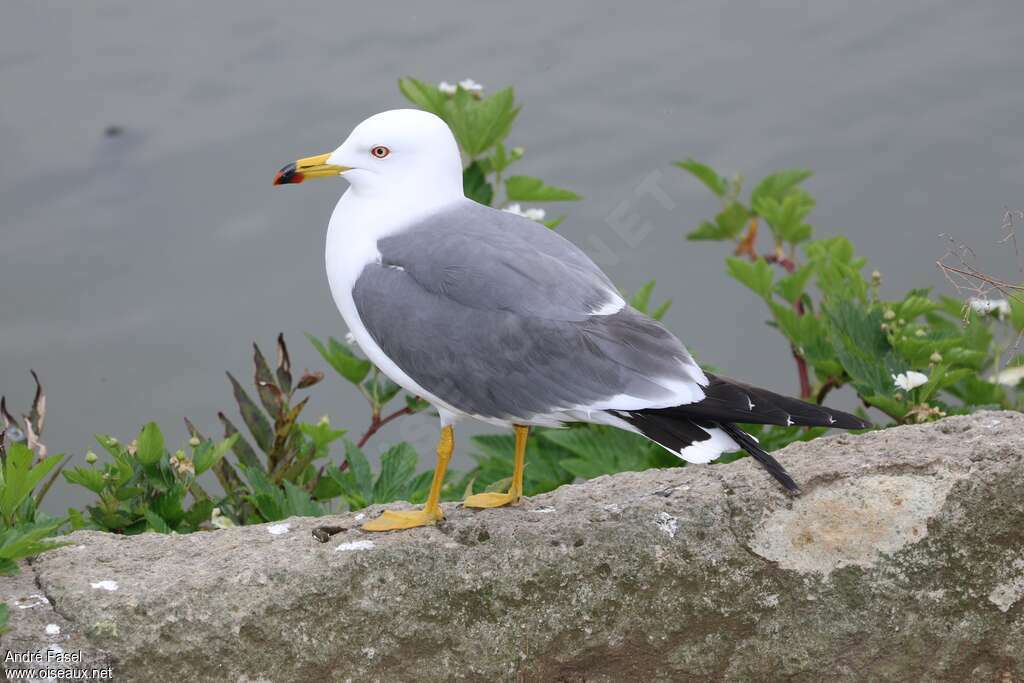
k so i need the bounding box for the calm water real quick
[2,1,1022,511]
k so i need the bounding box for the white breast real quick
[324,191,471,426]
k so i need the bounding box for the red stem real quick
[764,249,810,398]
[356,406,415,449]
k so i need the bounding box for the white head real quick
[273,109,464,200]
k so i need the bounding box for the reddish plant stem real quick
[356,405,415,449]
[816,377,841,405]
[763,248,811,399]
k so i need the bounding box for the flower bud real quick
[871,270,882,285]
[188,436,201,447]
[930,351,943,364]
[85,451,98,464]
[915,329,926,337]
[883,309,896,321]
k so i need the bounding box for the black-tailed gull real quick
[274,109,869,532]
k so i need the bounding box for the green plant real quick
[0,518,68,634]
[0,440,69,633]
[186,335,348,525]
[1,442,65,530]
[398,77,581,225]
[676,160,1022,438]
[307,333,430,450]
[1,372,67,517]
[63,422,237,533]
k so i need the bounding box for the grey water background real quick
[2,1,1022,513]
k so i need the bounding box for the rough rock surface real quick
[3,411,1023,682]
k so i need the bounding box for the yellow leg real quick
[362,425,453,531]
[464,425,528,509]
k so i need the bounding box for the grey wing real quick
[378,201,622,322]
[353,202,707,422]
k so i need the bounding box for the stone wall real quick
[3,411,1023,681]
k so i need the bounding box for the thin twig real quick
[356,406,415,449]
[815,377,841,405]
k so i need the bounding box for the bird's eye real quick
[370,145,390,159]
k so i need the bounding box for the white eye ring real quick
[370,145,390,159]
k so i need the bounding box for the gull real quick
[274,109,869,531]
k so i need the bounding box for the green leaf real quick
[182,499,214,529]
[863,394,907,419]
[468,432,574,496]
[226,373,273,452]
[750,168,813,208]
[674,159,727,197]
[217,413,263,470]
[630,280,655,313]
[306,333,372,385]
[687,202,751,241]
[397,77,450,118]
[462,161,494,206]
[651,299,672,321]
[725,257,774,300]
[62,467,107,495]
[0,520,68,569]
[143,508,172,534]
[193,434,238,475]
[372,443,418,503]
[1,444,63,523]
[754,189,815,245]
[1009,292,1024,332]
[282,481,323,517]
[505,175,581,202]
[454,87,520,156]
[822,299,897,396]
[775,266,814,304]
[542,215,565,230]
[540,426,669,479]
[896,294,937,321]
[237,464,286,522]
[405,395,431,412]
[135,422,165,466]
[345,441,374,499]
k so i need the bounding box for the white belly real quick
[323,192,481,426]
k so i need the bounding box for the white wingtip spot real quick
[590,296,626,316]
[785,415,794,426]
[746,394,755,410]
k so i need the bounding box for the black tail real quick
[616,373,871,493]
[718,422,800,493]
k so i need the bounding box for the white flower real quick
[993,365,1024,387]
[503,204,546,222]
[438,81,457,95]
[892,371,929,391]
[968,297,1011,319]
[458,78,483,93]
